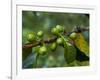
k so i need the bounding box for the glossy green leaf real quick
[74,33,89,57]
[75,46,89,62]
[64,43,76,64]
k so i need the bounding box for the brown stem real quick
[23,27,89,49]
[23,36,57,49]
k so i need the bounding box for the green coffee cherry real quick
[37,31,43,37]
[56,38,63,45]
[56,25,64,32]
[27,32,35,42]
[69,32,77,39]
[51,27,58,35]
[39,46,47,55]
[50,42,57,51]
[33,46,40,53]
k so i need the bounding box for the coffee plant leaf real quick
[64,42,76,64]
[74,33,89,57]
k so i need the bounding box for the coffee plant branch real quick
[23,27,89,49]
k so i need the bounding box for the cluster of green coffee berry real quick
[26,25,77,56]
[51,25,64,50]
[27,30,47,55]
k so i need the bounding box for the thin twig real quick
[23,36,57,48]
[23,27,89,49]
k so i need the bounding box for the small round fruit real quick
[39,46,47,55]
[56,25,64,32]
[27,32,35,42]
[69,32,77,39]
[37,31,43,37]
[51,27,58,35]
[50,42,57,51]
[56,38,63,44]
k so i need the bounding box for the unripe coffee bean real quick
[39,46,47,55]
[50,42,57,51]
[69,32,77,39]
[56,38,63,45]
[37,31,43,37]
[51,27,58,35]
[27,32,35,42]
[56,25,64,32]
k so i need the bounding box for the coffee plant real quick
[23,25,89,68]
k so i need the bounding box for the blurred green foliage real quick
[22,11,89,69]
